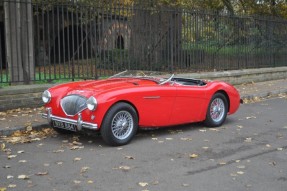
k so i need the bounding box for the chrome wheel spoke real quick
[210,98,225,122]
[111,111,133,140]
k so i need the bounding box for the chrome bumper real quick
[42,108,98,131]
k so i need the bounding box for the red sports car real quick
[42,71,241,146]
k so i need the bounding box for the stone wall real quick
[0,67,287,111]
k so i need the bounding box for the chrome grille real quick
[60,95,87,116]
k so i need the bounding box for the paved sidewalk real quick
[0,78,286,136]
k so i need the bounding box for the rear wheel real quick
[204,93,228,127]
[101,102,138,146]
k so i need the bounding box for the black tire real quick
[204,93,228,127]
[101,102,138,146]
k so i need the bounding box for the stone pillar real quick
[4,0,34,84]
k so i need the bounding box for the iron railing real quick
[1,1,287,84]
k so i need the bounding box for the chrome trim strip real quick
[143,96,160,99]
[42,108,98,130]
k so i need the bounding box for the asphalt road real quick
[1,97,287,191]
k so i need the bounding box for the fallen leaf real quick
[0,143,5,151]
[8,184,16,188]
[189,154,199,158]
[17,150,25,154]
[73,180,81,184]
[244,138,252,143]
[8,155,17,159]
[70,146,84,150]
[18,160,27,163]
[124,155,135,160]
[180,137,192,141]
[138,182,148,187]
[53,149,64,153]
[237,171,245,175]
[277,148,283,151]
[87,180,94,184]
[119,166,131,171]
[74,157,82,161]
[18,175,29,180]
[246,116,256,119]
[72,141,82,146]
[0,188,6,191]
[81,167,90,173]
[7,175,14,179]
[35,171,48,176]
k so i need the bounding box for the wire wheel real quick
[210,98,225,123]
[111,111,134,140]
[204,93,228,127]
[101,102,138,146]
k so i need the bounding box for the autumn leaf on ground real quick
[7,175,14,179]
[0,143,5,151]
[80,167,90,173]
[7,155,17,159]
[73,157,82,162]
[70,146,84,150]
[18,175,29,180]
[72,141,82,146]
[73,180,81,184]
[124,155,135,160]
[244,138,252,143]
[189,154,199,159]
[0,187,6,191]
[8,184,16,188]
[118,166,131,172]
[35,171,48,176]
[246,116,256,119]
[138,182,148,187]
[180,137,192,141]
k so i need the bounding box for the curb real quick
[1,89,287,137]
[0,123,48,137]
[240,88,287,100]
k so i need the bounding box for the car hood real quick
[59,78,154,98]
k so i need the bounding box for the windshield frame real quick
[109,70,174,85]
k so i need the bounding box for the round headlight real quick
[86,96,97,111]
[42,90,51,103]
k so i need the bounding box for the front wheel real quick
[204,93,228,127]
[101,102,138,146]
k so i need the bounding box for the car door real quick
[169,85,206,125]
[135,85,177,127]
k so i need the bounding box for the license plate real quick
[52,120,77,131]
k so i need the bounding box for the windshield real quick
[110,70,174,84]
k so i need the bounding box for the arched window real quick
[116,35,124,49]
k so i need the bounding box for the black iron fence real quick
[1,1,287,84]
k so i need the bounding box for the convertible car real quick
[42,71,241,146]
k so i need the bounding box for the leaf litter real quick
[1,128,55,144]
